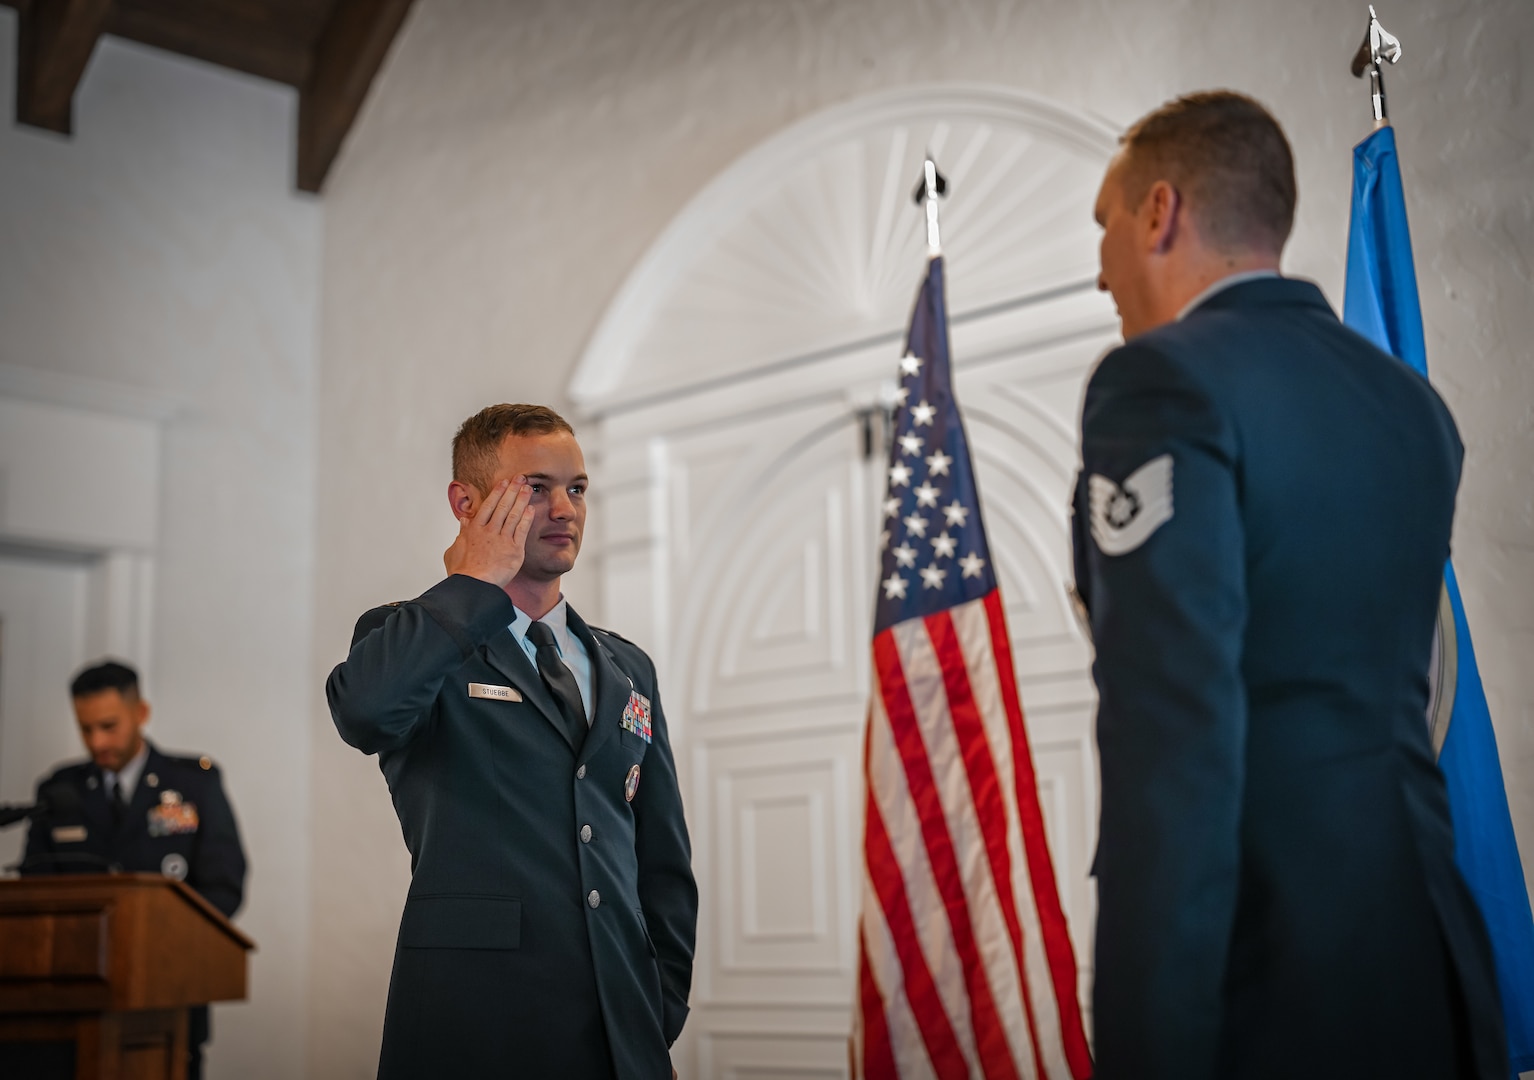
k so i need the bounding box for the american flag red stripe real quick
[856,255,1091,1079]
[858,597,1092,1078]
[927,610,1049,1080]
[983,594,1094,1079]
[859,928,900,1076]
[875,632,1020,1080]
[863,768,970,1077]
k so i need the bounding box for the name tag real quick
[52,825,87,844]
[469,683,522,702]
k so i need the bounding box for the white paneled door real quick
[0,551,92,872]
[576,86,1120,1077]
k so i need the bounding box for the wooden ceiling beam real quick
[106,1,315,88]
[15,0,115,133]
[296,0,413,194]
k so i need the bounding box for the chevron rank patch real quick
[1089,454,1174,556]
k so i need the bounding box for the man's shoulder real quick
[348,577,519,648]
[1088,328,1210,401]
[588,623,647,656]
[148,746,229,788]
[37,759,93,788]
[354,601,409,640]
[586,623,659,675]
[1094,280,1364,396]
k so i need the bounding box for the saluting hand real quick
[443,478,535,588]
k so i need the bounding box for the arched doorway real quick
[572,84,1119,1078]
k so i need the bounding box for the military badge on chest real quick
[147,790,199,837]
[619,690,653,743]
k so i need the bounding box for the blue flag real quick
[1345,122,1534,1073]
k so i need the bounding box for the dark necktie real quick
[109,776,128,822]
[525,621,588,748]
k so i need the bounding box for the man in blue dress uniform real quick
[23,659,247,1080]
[327,404,696,1079]
[1073,91,1507,1079]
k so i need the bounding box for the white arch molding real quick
[573,84,1122,1078]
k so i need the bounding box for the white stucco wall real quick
[0,17,321,1079]
[312,0,1533,1075]
[0,1,1520,1076]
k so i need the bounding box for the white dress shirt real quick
[509,599,595,725]
[105,741,151,804]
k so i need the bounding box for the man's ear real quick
[1143,179,1182,254]
[447,480,479,522]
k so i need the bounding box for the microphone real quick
[0,780,84,829]
[1,781,117,874]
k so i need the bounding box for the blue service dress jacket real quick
[1071,277,1506,1080]
[327,574,697,1080]
[22,741,247,917]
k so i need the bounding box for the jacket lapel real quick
[566,606,630,762]
[80,767,114,848]
[481,626,579,752]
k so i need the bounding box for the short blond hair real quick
[452,404,574,494]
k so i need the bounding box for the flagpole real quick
[1350,5,1403,128]
[911,154,948,256]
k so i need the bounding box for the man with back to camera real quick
[1073,90,1508,1078]
[326,404,697,1079]
[22,659,246,1080]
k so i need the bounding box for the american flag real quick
[854,256,1093,1080]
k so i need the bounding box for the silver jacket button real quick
[576,764,587,779]
[587,889,601,909]
[580,825,592,843]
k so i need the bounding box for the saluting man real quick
[1074,91,1507,1079]
[327,404,697,1080]
[23,659,247,1080]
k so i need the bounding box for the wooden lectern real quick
[0,874,253,1080]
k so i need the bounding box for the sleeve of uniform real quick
[326,574,518,756]
[629,658,698,1047]
[1080,342,1247,1080]
[188,763,248,918]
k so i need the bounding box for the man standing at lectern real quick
[327,404,696,1079]
[1074,91,1506,1079]
[23,659,247,1080]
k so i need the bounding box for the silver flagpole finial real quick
[911,154,949,256]
[1350,5,1403,127]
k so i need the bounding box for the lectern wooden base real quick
[0,1008,187,1080]
[0,874,252,1080]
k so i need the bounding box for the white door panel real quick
[0,551,92,872]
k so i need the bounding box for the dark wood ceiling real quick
[2,0,416,192]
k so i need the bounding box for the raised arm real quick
[327,575,519,755]
[327,477,533,755]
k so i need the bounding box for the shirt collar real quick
[1176,269,1281,322]
[108,741,151,796]
[510,597,570,650]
